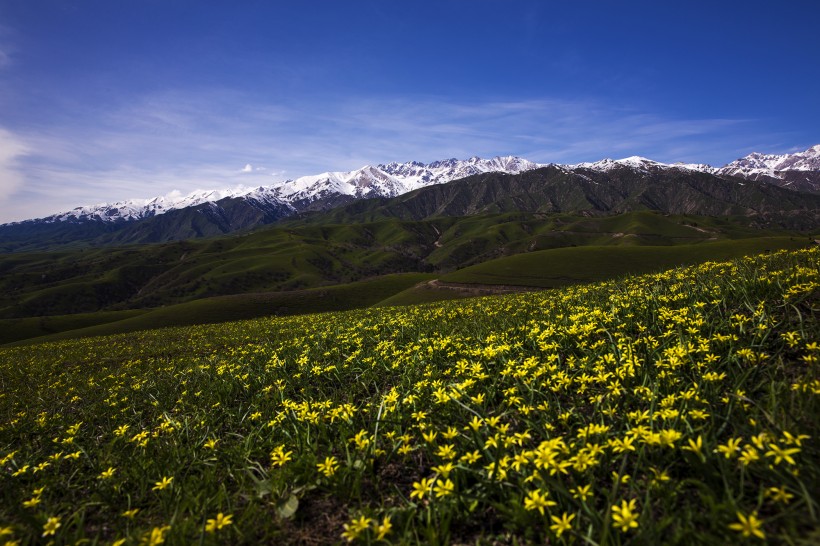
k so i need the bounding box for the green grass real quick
[4,237,814,346]
[441,236,813,287]
[0,220,437,318]
[374,281,482,308]
[0,309,146,345]
[0,248,817,544]
[8,273,435,346]
[0,212,810,321]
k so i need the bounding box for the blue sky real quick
[0,0,818,222]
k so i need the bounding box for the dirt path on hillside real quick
[425,279,540,296]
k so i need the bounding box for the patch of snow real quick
[9,145,818,226]
[717,144,820,178]
[10,156,546,225]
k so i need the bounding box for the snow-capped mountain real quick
[569,156,693,172]
[380,156,541,186]
[711,145,820,193]
[14,156,544,225]
[49,186,289,223]
[5,146,820,230]
[272,156,541,205]
[569,155,722,174]
[717,144,820,177]
[3,147,819,251]
[567,145,820,191]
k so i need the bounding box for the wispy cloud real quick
[0,128,28,202]
[0,23,15,70]
[0,90,775,223]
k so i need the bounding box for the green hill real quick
[4,163,820,252]
[1,212,806,319]
[8,273,433,346]
[440,237,812,287]
[1,248,817,544]
[0,309,146,345]
[0,209,816,345]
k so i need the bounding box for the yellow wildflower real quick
[433,478,455,498]
[141,525,170,546]
[270,446,293,467]
[716,437,742,459]
[459,450,481,464]
[341,515,373,542]
[375,515,392,540]
[42,517,61,537]
[205,513,233,533]
[766,486,794,504]
[550,512,575,537]
[152,476,173,491]
[317,456,339,477]
[765,443,800,465]
[431,462,455,477]
[523,489,556,515]
[611,499,639,532]
[570,484,592,502]
[436,444,457,460]
[410,477,433,501]
[728,511,765,540]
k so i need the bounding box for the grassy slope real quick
[10,273,434,346]
[0,220,438,318]
[0,249,817,545]
[374,282,480,307]
[0,309,147,345]
[0,212,815,345]
[421,211,772,267]
[0,212,804,321]
[6,238,814,345]
[440,236,812,287]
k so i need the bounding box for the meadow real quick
[0,247,818,545]
[1,210,807,324]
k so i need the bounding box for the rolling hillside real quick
[1,159,819,345]
[3,234,816,345]
[3,273,433,346]
[1,248,817,544]
[439,237,811,287]
[1,212,811,323]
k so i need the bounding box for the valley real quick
[1,208,815,345]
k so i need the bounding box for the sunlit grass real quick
[0,248,818,544]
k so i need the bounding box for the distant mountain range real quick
[18,156,542,225]
[1,145,818,251]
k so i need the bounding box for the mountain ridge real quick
[312,164,820,229]
[7,156,542,226]
[2,145,818,252]
[7,145,819,227]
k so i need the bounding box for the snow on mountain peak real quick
[43,185,268,224]
[670,162,716,174]
[17,156,543,225]
[571,156,669,172]
[719,144,820,177]
[10,146,819,227]
[619,156,656,164]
